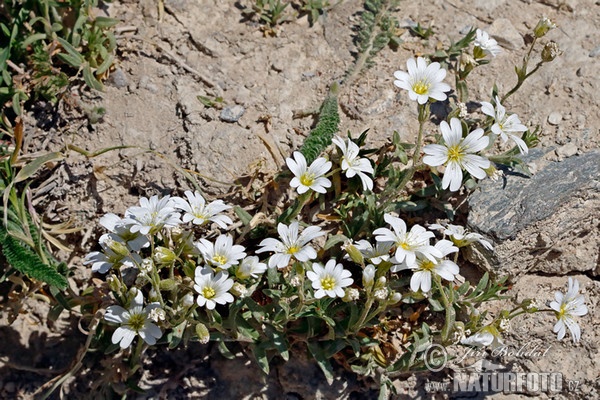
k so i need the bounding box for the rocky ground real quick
[1,0,599,398]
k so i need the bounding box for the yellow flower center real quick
[287,245,300,255]
[420,260,436,272]
[212,254,227,265]
[447,144,463,162]
[412,80,430,95]
[300,173,315,187]
[400,242,411,250]
[127,313,146,332]
[202,286,216,299]
[557,304,567,319]
[321,276,336,291]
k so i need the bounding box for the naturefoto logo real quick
[422,343,565,394]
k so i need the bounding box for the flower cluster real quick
[86,19,583,390]
[393,51,530,192]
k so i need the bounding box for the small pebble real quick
[220,105,245,123]
[108,68,128,88]
[589,45,600,57]
[548,112,562,125]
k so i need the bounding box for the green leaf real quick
[168,321,187,349]
[0,225,67,289]
[473,272,489,295]
[56,37,84,63]
[83,63,103,91]
[234,206,253,226]
[94,17,121,29]
[57,53,83,68]
[96,54,114,75]
[15,152,64,183]
[21,33,47,48]
[216,339,236,359]
[250,343,270,374]
[307,341,334,384]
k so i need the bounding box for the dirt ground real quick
[1,0,599,398]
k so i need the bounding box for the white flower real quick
[195,235,246,269]
[172,190,232,229]
[306,260,354,299]
[423,118,490,192]
[331,136,374,191]
[83,242,142,274]
[124,195,182,235]
[461,327,503,348]
[549,277,588,343]
[99,213,149,252]
[474,29,502,57]
[373,214,440,267]
[393,57,451,104]
[481,96,529,155]
[104,290,162,349]
[256,221,324,269]
[392,239,459,293]
[236,256,268,279]
[352,240,393,265]
[286,151,332,194]
[429,223,493,250]
[194,267,235,310]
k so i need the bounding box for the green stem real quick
[435,275,455,344]
[351,294,375,333]
[501,37,538,103]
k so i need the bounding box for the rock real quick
[488,18,524,50]
[220,105,245,123]
[548,112,562,125]
[108,68,128,88]
[468,149,600,276]
[589,45,600,57]
[555,143,578,159]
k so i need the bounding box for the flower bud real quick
[106,274,121,292]
[195,322,210,344]
[149,288,159,302]
[388,291,402,305]
[140,258,154,274]
[159,278,177,291]
[345,244,365,265]
[154,246,177,265]
[541,41,561,63]
[182,292,195,307]
[106,238,130,257]
[362,264,376,290]
[534,17,555,38]
[230,282,248,297]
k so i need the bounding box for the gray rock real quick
[220,105,245,123]
[470,149,599,240]
[488,18,524,50]
[108,68,128,88]
[468,149,600,276]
